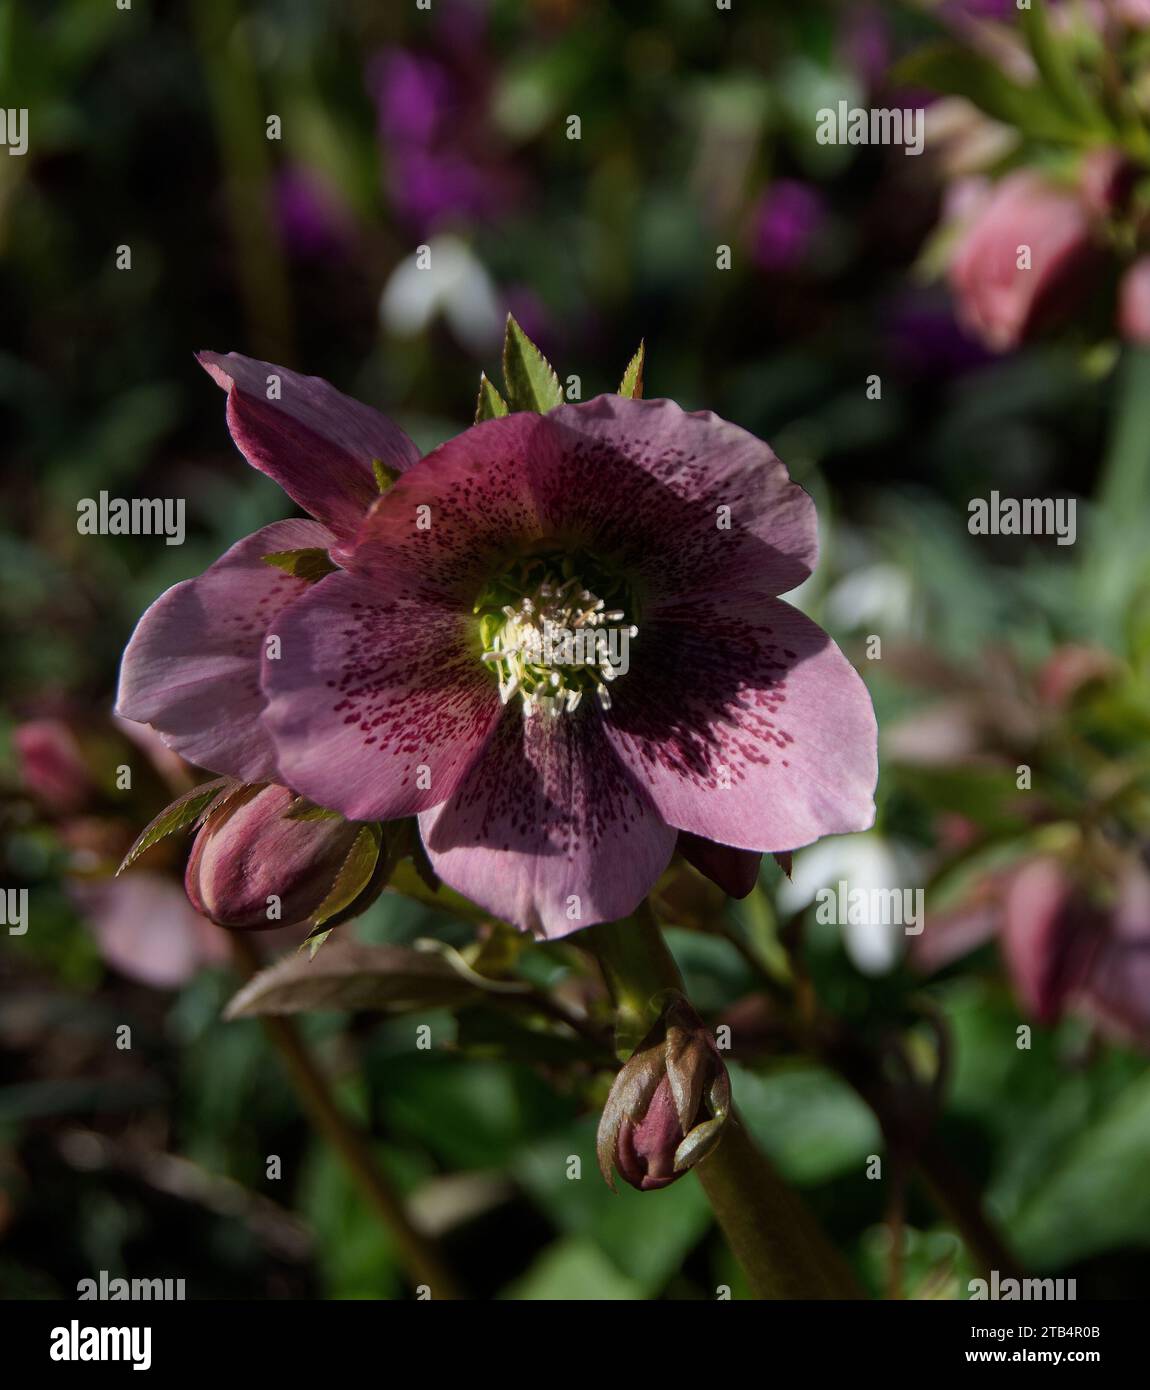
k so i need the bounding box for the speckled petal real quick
[199,351,421,542]
[604,594,877,851]
[115,518,333,781]
[418,706,677,939]
[344,410,554,595]
[261,570,502,821]
[539,395,818,600]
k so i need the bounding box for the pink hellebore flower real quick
[947,170,1101,352]
[117,353,877,938]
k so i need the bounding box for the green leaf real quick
[372,457,401,492]
[261,548,338,583]
[893,43,1085,144]
[222,941,484,1018]
[618,341,645,399]
[501,314,563,413]
[117,777,241,874]
[311,823,383,929]
[475,371,510,422]
[1020,4,1108,133]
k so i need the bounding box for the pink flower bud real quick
[597,997,730,1192]
[1002,859,1102,1024]
[13,720,95,815]
[185,784,364,930]
[947,171,1101,352]
[1119,258,1150,345]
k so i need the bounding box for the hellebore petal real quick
[260,569,504,821]
[116,518,333,782]
[541,396,817,600]
[184,783,367,931]
[604,594,878,853]
[598,997,730,1192]
[419,706,677,940]
[198,351,421,543]
[677,831,762,898]
[342,410,554,596]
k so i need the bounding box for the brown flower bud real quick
[597,996,730,1192]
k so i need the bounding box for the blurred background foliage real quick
[2,0,1150,1300]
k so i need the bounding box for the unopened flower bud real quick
[597,996,730,1192]
[947,171,1101,352]
[185,783,365,930]
[14,719,96,815]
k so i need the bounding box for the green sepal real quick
[310,822,384,929]
[475,371,510,422]
[372,457,401,492]
[262,548,338,583]
[117,777,243,874]
[501,313,563,413]
[618,342,645,399]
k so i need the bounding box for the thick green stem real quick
[587,908,865,1300]
[695,1119,862,1300]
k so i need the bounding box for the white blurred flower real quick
[380,234,502,355]
[778,832,921,976]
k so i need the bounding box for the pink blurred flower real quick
[70,873,228,989]
[13,720,94,815]
[947,170,1102,351]
[1119,258,1150,345]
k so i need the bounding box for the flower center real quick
[474,552,638,717]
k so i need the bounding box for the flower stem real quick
[586,906,865,1299]
[229,937,464,1299]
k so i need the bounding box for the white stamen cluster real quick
[481,575,638,717]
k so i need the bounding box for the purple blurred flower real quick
[276,165,357,260]
[369,38,518,235]
[751,180,826,274]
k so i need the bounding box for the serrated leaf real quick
[475,371,510,422]
[262,548,338,583]
[372,457,401,492]
[117,777,240,874]
[618,342,645,399]
[501,314,563,413]
[311,823,383,929]
[222,941,483,1018]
